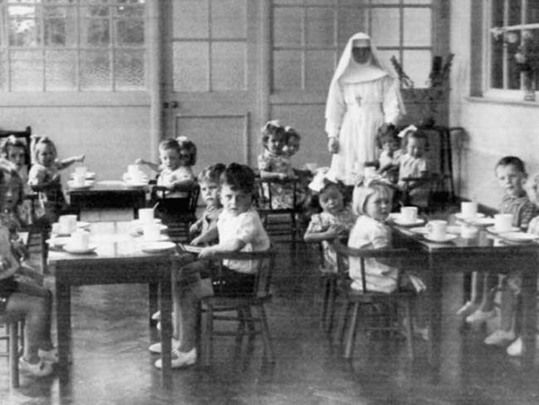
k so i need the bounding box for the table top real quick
[47,221,182,265]
[67,180,148,194]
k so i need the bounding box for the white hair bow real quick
[397,124,418,138]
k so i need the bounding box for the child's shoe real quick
[465,309,496,324]
[414,326,429,341]
[456,301,477,316]
[38,347,58,363]
[154,348,197,369]
[148,338,180,354]
[19,357,54,377]
[151,311,161,321]
[506,337,522,356]
[484,329,516,345]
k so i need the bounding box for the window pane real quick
[45,49,77,90]
[402,50,431,88]
[173,0,208,39]
[403,8,431,46]
[8,5,40,47]
[0,51,6,92]
[173,42,208,92]
[114,5,144,18]
[115,49,145,90]
[10,50,43,91]
[211,42,245,91]
[338,7,367,45]
[306,7,334,46]
[508,0,522,26]
[116,19,144,45]
[211,0,246,39]
[371,8,400,47]
[490,35,503,88]
[305,50,335,90]
[80,50,111,90]
[273,50,301,90]
[44,7,77,46]
[273,7,302,47]
[491,0,504,27]
[527,1,539,24]
[82,18,111,46]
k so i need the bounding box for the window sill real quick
[0,92,150,108]
[466,95,539,108]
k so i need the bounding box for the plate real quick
[137,235,171,242]
[123,181,148,188]
[46,236,70,248]
[409,226,428,235]
[77,221,91,229]
[70,172,96,180]
[447,225,461,234]
[67,180,95,190]
[63,244,98,254]
[423,234,458,243]
[391,216,425,227]
[499,232,539,243]
[180,244,203,254]
[141,241,177,253]
[454,212,485,220]
[486,226,520,234]
[464,217,495,226]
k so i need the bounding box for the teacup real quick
[143,223,161,241]
[72,173,86,187]
[304,162,318,173]
[460,224,478,239]
[426,220,448,240]
[400,206,418,224]
[461,202,478,219]
[139,208,154,224]
[494,213,513,232]
[70,230,90,250]
[74,166,87,177]
[58,215,77,235]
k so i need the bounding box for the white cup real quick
[75,166,87,177]
[70,230,89,250]
[143,224,161,241]
[59,215,77,235]
[72,173,86,187]
[400,206,418,223]
[364,166,377,179]
[138,208,154,224]
[494,213,513,232]
[461,202,478,219]
[460,224,478,239]
[427,220,448,240]
[304,162,318,173]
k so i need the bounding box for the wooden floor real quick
[2,209,539,404]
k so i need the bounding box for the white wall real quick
[449,0,539,208]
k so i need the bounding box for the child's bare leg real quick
[478,272,499,312]
[5,292,51,362]
[499,287,517,332]
[177,285,197,353]
[469,271,484,304]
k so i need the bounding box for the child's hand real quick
[77,154,85,163]
[278,172,288,180]
[327,224,346,238]
[135,158,144,165]
[189,223,199,235]
[198,246,215,259]
[328,137,339,154]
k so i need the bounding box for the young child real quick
[283,126,301,159]
[28,137,85,223]
[397,127,430,209]
[377,125,402,173]
[138,137,197,199]
[462,157,536,348]
[152,163,270,369]
[0,162,57,377]
[189,163,226,246]
[304,180,356,274]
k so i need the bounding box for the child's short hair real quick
[176,136,197,166]
[31,136,57,163]
[261,120,285,144]
[352,180,393,216]
[159,138,180,153]
[0,160,23,206]
[377,125,399,149]
[198,163,226,184]
[221,163,256,195]
[284,126,300,143]
[1,135,28,159]
[496,156,526,174]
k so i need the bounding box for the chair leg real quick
[8,323,20,388]
[320,278,330,329]
[202,303,213,367]
[344,303,360,359]
[326,279,337,335]
[334,300,350,346]
[256,305,275,363]
[235,308,247,345]
[403,299,415,360]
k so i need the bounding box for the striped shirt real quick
[499,192,536,230]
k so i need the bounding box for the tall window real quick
[488,0,539,92]
[0,0,146,92]
[272,0,433,91]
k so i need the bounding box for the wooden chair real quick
[399,172,446,213]
[0,315,23,388]
[151,183,200,242]
[199,249,276,366]
[333,240,415,360]
[255,177,303,246]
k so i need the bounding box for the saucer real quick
[391,215,425,227]
[464,217,495,226]
[455,212,485,220]
[70,172,96,180]
[63,244,98,254]
[46,236,70,248]
[486,226,520,234]
[180,244,203,254]
[409,226,428,235]
[423,234,458,243]
[141,241,176,253]
[499,232,538,243]
[67,180,95,190]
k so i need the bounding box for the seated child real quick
[0,162,57,377]
[152,163,270,369]
[377,125,402,173]
[462,157,536,351]
[397,126,430,209]
[28,136,85,223]
[304,180,356,274]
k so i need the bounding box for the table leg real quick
[149,282,158,327]
[427,255,443,371]
[56,277,71,369]
[159,267,173,384]
[520,256,537,370]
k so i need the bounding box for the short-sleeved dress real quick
[28,162,67,222]
[398,153,429,208]
[157,166,196,198]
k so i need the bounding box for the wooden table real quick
[392,218,538,371]
[48,221,191,384]
[67,180,147,219]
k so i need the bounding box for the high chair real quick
[199,249,276,366]
[332,240,415,360]
[0,315,24,388]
